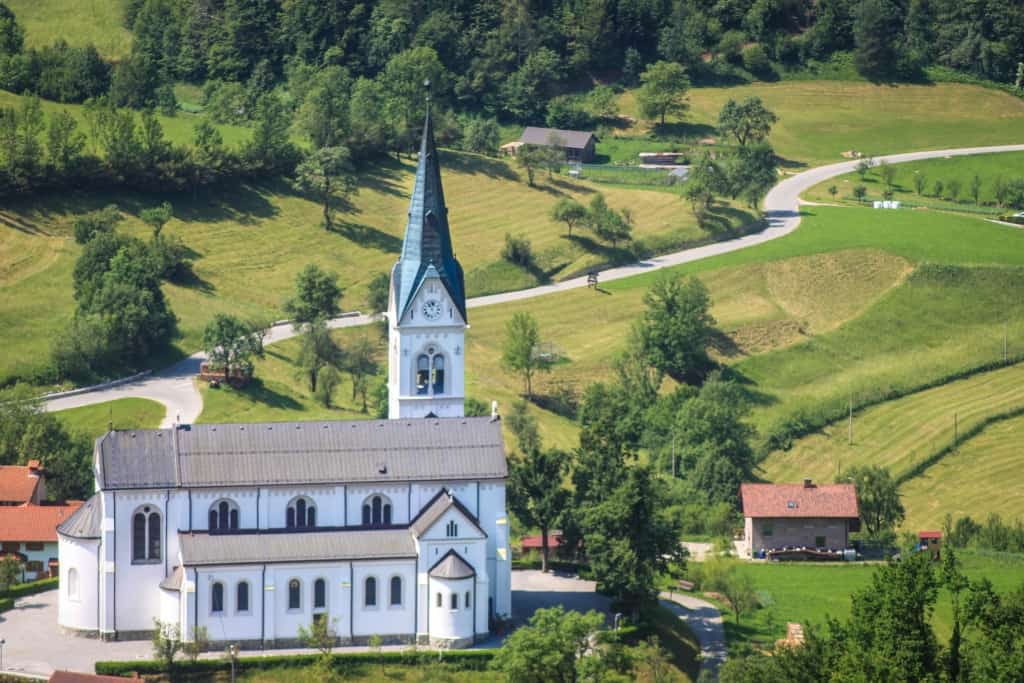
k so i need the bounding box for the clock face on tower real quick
[421,298,443,321]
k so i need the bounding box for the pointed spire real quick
[391,86,466,322]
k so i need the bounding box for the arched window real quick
[362,494,393,527]
[465,591,471,608]
[314,578,326,610]
[450,593,458,610]
[446,520,458,537]
[432,355,445,394]
[288,579,301,610]
[286,497,316,529]
[416,355,430,395]
[132,506,161,562]
[365,577,377,607]
[209,499,240,531]
[390,576,402,606]
[237,581,250,613]
[211,582,224,613]
[67,568,79,600]
[436,592,442,607]
[414,347,447,396]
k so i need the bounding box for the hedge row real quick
[759,354,1024,457]
[0,598,13,614]
[96,649,498,676]
[4,576,59,600]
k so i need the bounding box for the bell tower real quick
[387,97,467,419]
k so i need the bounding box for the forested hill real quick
[2,0,1023,124]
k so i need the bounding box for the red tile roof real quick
[741,482,859,519]
[0,503,82,543]
[0,465,42,503]
[919,531,942,539]
[521,533,564,550]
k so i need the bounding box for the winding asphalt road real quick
[43,144,1024,426]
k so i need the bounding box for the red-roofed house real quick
[0,502,81,580]
[0,461,46,506]
[740,480,860,557]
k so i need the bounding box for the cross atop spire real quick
[391,99,466,323]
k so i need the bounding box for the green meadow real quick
[4,0,132,59]
[53,397,165,438]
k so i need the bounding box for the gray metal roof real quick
[519,127,595,149]
[429,550,475,579]
[409,489,486,538]
[57,493,102,539]
[160,566,184,591]
[179,528,417,566]
[97,417,506,490]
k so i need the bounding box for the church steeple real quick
[391,99,466,323]
[387,86,467,420]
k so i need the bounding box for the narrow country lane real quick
[43,144,1024,426]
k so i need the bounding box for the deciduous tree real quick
[636,61,690,126]
[202,314,265,379]
[294,145,358,232]
[284,264,343,325]
[550,198,587,237]
[491,607,605,683]
[837,464,905,539]
[717,97,778,147]
[501,312,552,399]
[509,447,568,572]
[635,275,716,384]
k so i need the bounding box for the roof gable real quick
[0,464,42,503]
[58,493,101,539]
[741,483,859,519]
[429,549,475,579]
[409,489,486,539]
[0,502,82,543]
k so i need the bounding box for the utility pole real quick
[1005,321,1009,363]
[848,396,853,445]
[954,412,959,447]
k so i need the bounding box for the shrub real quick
[742,44,772,76]
[502,232,534,268]
[72,205,121,245]
[3,576,58,599]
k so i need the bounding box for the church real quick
[56,110,512,649]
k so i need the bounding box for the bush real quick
[72,205,121,245]
[96,650,497,677]
[545,95,594,129]
[742,44,773,76]
[501,232,534,268]
[4,576,58,600]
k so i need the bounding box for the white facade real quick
[57,108,509,648]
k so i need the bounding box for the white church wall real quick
[478,481,511,617]
[264,485,343,529]
[189,488,258,531]
[159,587,180,627]
[194,567,264,643]
[426,575,474,642]
[112,490,170,633]
[58,536,99,632]
[347,484,411,526]
[267,563,351,642]
[410,482,479,519]
[351,560,416,638]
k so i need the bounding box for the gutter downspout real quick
[112,491,117,637]
[473,576,478,645]
[188,490,192,531]
[348,561,354,639]
[412,559,418,644]
[164,489,170,576]
[256,488,261,528]
[260,564,266,649]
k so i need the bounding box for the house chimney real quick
[803,478,814,488]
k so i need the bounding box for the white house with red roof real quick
[740,479,860,558]
[0,501,81,581]
[0,460,46,506]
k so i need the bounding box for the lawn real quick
[701,550,1024,653]
[0,90,251,149]
[760,363,1024,492]
[53,397,165,438]
[5,0,132,59]
[238,665,503,683]
[0,151,752,385]
[803,150,1024,208]
[900,414,1024,531]
[611,82,1024,167]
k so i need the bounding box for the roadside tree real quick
[284,264,343,325]
[501,312,552,400]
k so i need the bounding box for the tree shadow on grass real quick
[359,156,411,198]
[439,150,519,181]
[226,377,304,411]
[333,220,403,253]
[565,234,637,265]
[652,121,717,140]
[699,204,760,234]
[549,177,597,195]
[717,365,777,408]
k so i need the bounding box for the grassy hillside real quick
[613,82,1024,166]
[53,397,165,437]
[0,152,752,384]
[0,90,251,148]
[804,151,1024,208]
[760,363,1024,484]
[900,413,1024,531]
[5,0,132,59]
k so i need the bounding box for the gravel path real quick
[43,144,1024,423]
[660,590,727,681]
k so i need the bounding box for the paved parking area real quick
[0,571,609,676]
